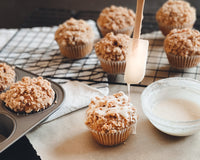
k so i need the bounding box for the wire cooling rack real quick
[1,8,200,87]
[0,26,108,90]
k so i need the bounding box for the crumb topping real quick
[164,28,200,56]
[0,63,15,91]
[156,0,196,26]
[0,76,55,113]
[95,32,131,61]
[97,5,135,30]
[55,18,94,46]
[85,91,137,134]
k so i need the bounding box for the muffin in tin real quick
[0,63,15,92]
[156,0,196,36]
[55,18,95,59]
[95,32,131,74]
[85,91,138,146]
[164,28,200,69]
[97,5,135,37]
[0,76,55,114]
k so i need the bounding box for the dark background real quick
[1,0,200,28]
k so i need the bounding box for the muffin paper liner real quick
[158,22,194,36]
[97,22,134,37]
[58,41,93,59]
[166,52,200,69]
[97,56,126,74]
[89,125,134,146]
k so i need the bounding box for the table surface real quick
[27,84,200,160]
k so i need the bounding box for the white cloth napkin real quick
[0,29,17,50]
[44,80,109,123]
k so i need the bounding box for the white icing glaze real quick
[88,91,136,120]
[153,98,200,121]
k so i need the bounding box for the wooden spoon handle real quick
[133,0,145,39]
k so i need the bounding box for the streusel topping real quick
[164,28,200,56]
[0,76,55,113]
[0,63,15,91]
[85,91,137,134]
[97,5,135,30]
[95,32,131,61]
[55,18,94,46]
[156,0,196,26]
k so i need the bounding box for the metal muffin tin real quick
[0,64,65,153]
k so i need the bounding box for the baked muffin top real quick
[156,0,196,26]
[95,32,131,61]
[55,18,94,46]
[0,63,15,92]
[85,91,137,134]
[0,76,55,113]
[97,5,135,30]
[164,28,200,56]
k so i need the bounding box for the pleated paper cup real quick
[97,22,134,37]
[158,22,194,36]
[166,52,200,69]
[97,56,126,74]
[89,125,134,146]
[58,41,93,59]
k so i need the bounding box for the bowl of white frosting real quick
[141,77,200,136]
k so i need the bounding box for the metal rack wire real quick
[1,8,200,87]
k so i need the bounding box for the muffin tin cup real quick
[97,22,134,37]
[166,52,200,69]
[157,22,194,36]
[0,63,65,152]
[97,56,126,74]
[89,125,134,146]
[58,41,93,59]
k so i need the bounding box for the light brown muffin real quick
[95,32,131,74]
[85,91,138,146]
[0,76,55,113]
[55,18,94,59]
[156,0,196,36]
[97,5,135,37]
[0,63,15,92]
[164,28,200,69]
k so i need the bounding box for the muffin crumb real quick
[0,76,55,113]
[97,5,135,31]
[85,91,138,134]
[0,63,15,91]
[156,0,196,26]
[95,32,131,61]
[55,18,94,46]
[164,28,200,56]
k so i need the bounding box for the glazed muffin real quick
[0,63,15,92]
[97,5,135,37]
[164,28,200,69]
[156,0,196,36]
[85,91,138,146]
[0,76,55,113]
[95,32,131,74]
[55,18,94,59]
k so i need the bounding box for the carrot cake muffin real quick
[156,0,196,36]
[95,32,131,74]
[0,76,55,113]
[164,28,200,69]
[97,5,135,37]
[55,18,94,59]
[85,91,138,146]
[0,63,15,92]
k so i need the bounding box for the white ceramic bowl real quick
[141,77,200,136]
